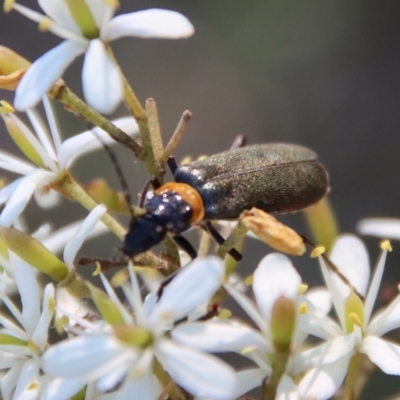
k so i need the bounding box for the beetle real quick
[122,141,329,261]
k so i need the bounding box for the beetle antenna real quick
[80,120,135,219]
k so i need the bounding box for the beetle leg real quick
[204,221,243,261]
[230,135,247,150]
[172,235,198,259]
[167,156,179,175]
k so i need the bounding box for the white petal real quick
[233,368,266,398]
[0,150,36,176]
[42,220,108,254]
[330,234,370,297]
[291,335,354,375]
[276,375,299,400]
[42,96,62,152]
[13,358,40,400]
[305,287,332,316]
[57,116,138,169]
[361,336,400,374]
[253,253,301,322]
[367,296,400,336]
[38,0,82,34]
[26,108,57,161]
[171,320,271,353]
[113,371,161,400]
[1,364,22,399]
[357,218,400,239]
[42,336,134,380]
[156,339,237,400]
[96,362,128,392]
[15,40,87,111]
[32,284,55,351]
[34,188,61,214]
[82,39,123,114]
[41,378,85,400]
[150,256,224,324]
[298,354,352,400]
[106,9,194,41]
[10,251,40,335]
[63,204,107,269]
[0,170,56,227]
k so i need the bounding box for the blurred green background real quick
[1,2,400,398]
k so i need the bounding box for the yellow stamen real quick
[349,312,362,327]
[218,309,231,319]
[92,261,102,276]
[311,246,325,258]
[241,346,256,354]
[3,0,15,13]
[244,275,253,286]
[298,283,308,294]
[380,240,392,252]
[38,16,52,32]
[0,100,14,114]
[298,302,308,314]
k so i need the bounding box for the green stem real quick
[49,80,142,157]
[262,352,290,400]
[344,353,361,400]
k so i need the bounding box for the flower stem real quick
[344,353,361,400]
[262,352,290,400]
[48,80,142,157]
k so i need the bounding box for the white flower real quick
[0,97,138,226]
[357,217,400,240]
[42,257,237,400]
[295,235,400,400]
[172,253,331,399]
[0,264,55,399]
[11,1,194,113]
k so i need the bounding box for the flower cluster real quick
[1,1,400,400]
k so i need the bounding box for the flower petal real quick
[357,218,400,240]
[106,9,194,41]
[291,334,354,375]
[112,369,162,400]
[330,234,370,297]
[41,377,85,400]
[234,368,266,398]
[42,336,135,381]
[305,288,332,316]
[1,364,22,399]
[171,320,271,353]
[367,295,400,336]
[38,0,82,34]
[15,40,87,111]
[32,283,55,351]
[63,204,107,269]
[253,253,301,322]
[57,117,138,169]
[361,336,400,374]
[149,256,224,325]
[156,339,237,400]
[13,358,40,400]
[298,354,352,400]
[10,253,41,336]
[276,375,299,400]
[82,39,123,114]
[0,170,56,227]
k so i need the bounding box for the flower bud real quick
[270,296,296,352]
[241,208,305,255]
[345,288,364,333]
[114,325,154,349]
[0,104,45,167]
[0,227,69,281]
[85,178,129,213]
[0,46,30,90]
[87,282,125,326]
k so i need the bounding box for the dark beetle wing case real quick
[174,143,329,219]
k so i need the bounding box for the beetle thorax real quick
[145,191,193,234]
